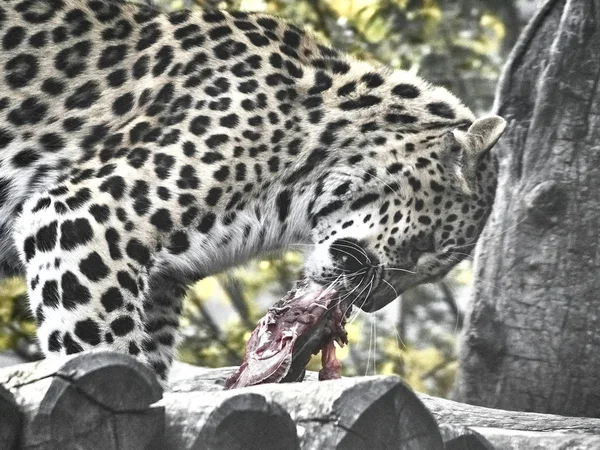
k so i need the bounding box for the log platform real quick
[1,352,599,449]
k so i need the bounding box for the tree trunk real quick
[454,0,600,417]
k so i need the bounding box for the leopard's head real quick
[304,116,506,312]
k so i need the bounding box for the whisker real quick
[347,283,372,323]
[366,314,375,376]
[330,241,371,263]
[374,312,378,375]
[383,266,416,275]
[361,170,399,195]
[337,282,365,317]
[324,275,365,315]
[382,278,399,300]
[328,245,367,265]
[446,250,474,260]
[295,242,369,267]
[320,273,342,297]
[447,266,504,296]
[392,319,407,350]
[349,276,375,324]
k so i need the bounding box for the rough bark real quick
[0,383,20,450]
[162,391,299,450]
[5,354,600,449]
[0,353,164,450]
[0,353,443,450]
[454,0,600,417]
[165,373,444,450]
[170,364,600,450]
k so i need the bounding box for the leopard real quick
[0,0,506,380]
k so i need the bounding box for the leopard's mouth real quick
[325,264,383,313]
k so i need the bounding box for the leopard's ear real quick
[442,116,506,194]
[464,116,507,157]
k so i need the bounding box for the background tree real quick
[0,0,519,398]
[454,0,600,417]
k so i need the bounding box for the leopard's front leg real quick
[15,182,168,377]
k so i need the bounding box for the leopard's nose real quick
[329,238,371,274]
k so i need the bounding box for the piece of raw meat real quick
[225,279,349,389]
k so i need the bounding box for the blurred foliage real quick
[177,254,302,368]
[0,278,39,360]
[155,0,520,113]
[0,0,522,397]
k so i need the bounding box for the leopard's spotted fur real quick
[0,0,505,379]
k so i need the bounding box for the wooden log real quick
[170,362,600,450]
[168,363,444,450]
[7,356,600,449]
[445,434,492,450]
[0,383,21,450]
[162,391,298,450]
[0,352,164,450]
[420,392,600,434]
[446,428,600,449]
[420,393,600,449]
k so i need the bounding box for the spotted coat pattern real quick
[0,0,505,379]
